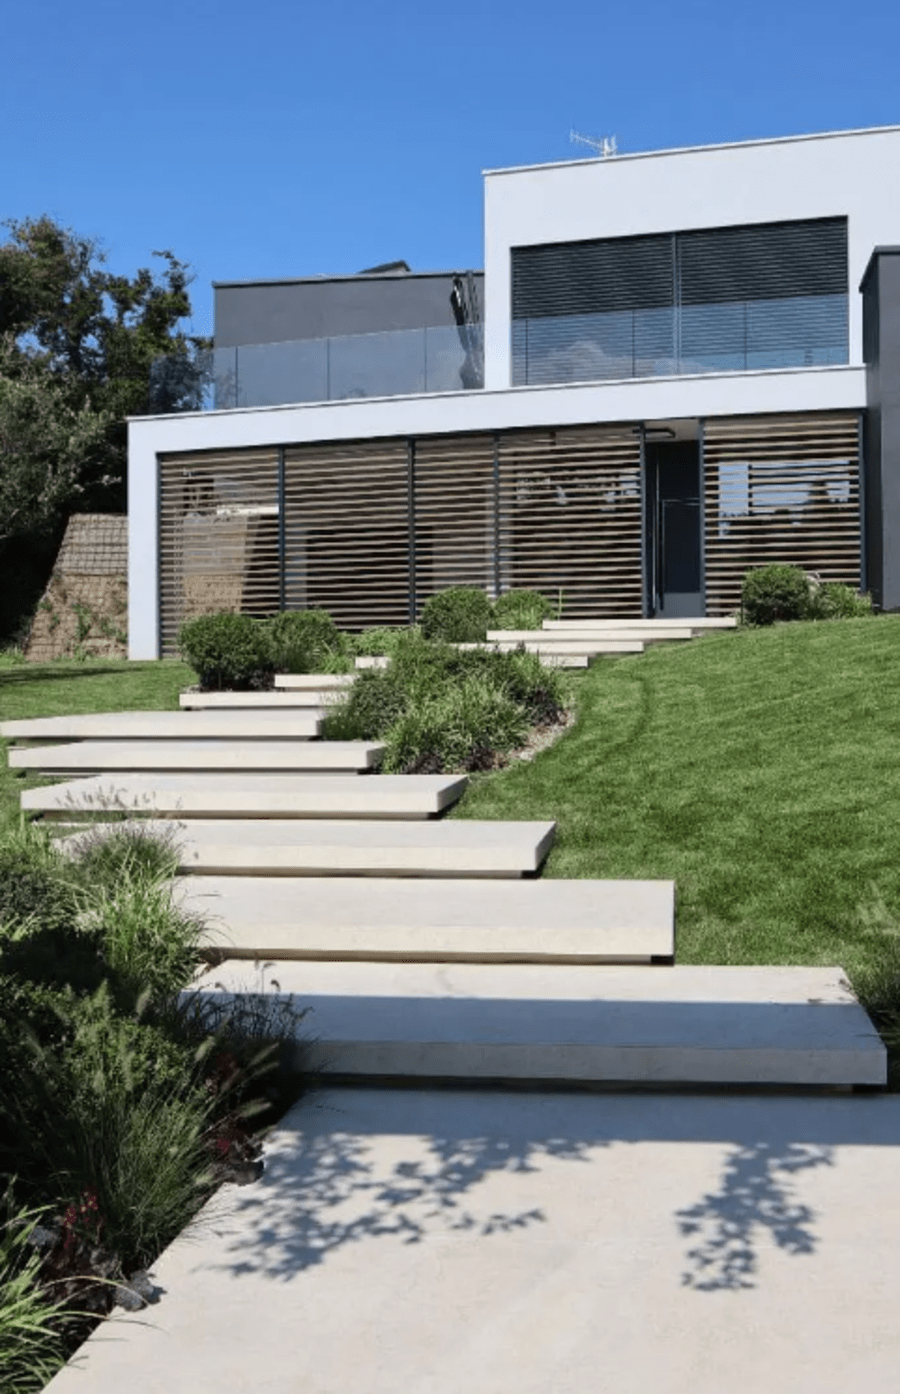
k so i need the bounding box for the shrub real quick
[267,609,346,673]
[382,676,529,773]
[0,1205,67,1394]
[741,564,812,625]
[178,612,273,690]
[420,587,492,643]
[67,821,182,888]
[345,625,413,658]
[808,581,873,620]
[74,870,204,1010]
[492,588,553,631]
[0,820,77,940]
[321,666,408,741]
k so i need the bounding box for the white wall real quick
[127,420,159,660]
[483,126,900,390]
[128,363,865,657]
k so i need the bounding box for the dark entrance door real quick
[646,440,703,617]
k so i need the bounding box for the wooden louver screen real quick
[158,449,280,655]
[283,439,409,628]
[497,426,643,618]
[703,412,861,616]
[414,434,496,609]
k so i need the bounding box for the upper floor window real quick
[511,217,848,386]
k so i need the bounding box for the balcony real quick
[150,323,484,414]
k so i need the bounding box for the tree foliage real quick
[0,216,209,635]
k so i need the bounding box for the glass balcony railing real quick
[511,294,849,387]
[149,323,484,414]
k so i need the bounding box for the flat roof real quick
[483,123,900,178]
[213,268,483,290]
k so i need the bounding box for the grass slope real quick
[0,658,192,826]
[454,617,900,980]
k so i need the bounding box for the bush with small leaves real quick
[492,588,553,631]
[741,564,813,625]
[178,612,273,690]
[420,587,492,643]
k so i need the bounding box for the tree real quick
[0,337,111,545]
[0,215,209,640]
[0,215,209,525]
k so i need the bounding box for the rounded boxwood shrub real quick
[492,588,553,631]
[741,564,812,625]
[267,608,343,673]
[420,587,492,643]
[178,612,273,690]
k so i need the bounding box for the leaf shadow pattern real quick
[215,1095,596,1281]
[676,1140,833,1291]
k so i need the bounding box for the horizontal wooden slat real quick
[703,412,861,615]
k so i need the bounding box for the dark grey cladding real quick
[861,248,900,609]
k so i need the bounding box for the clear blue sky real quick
[3,0,898,337]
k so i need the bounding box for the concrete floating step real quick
[180,691,329,710]
[466,639,645,656]
[543,616,738,631]
[487,628,694,645]
[9,739,384,776]
[156,817,555,878]
[23,772,468,821]
[274,674,354,690]
[190,961,886,1087]
[179,875,674,962]
[1,710,323,742]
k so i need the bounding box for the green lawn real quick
[3,627,900,989]
[454,617,900,984]
[0,657,192,825]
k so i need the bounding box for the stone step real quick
[273,674,354,690]
[155,818,555,878]
[0,710,324,742]
[365,649,593,671]
[180,691,329,709]
[466,640,645,656]
[487,629,693,645]
[543,616,738,630]
[23,772,468,821]
[190,961,886,1087]
[9,739,384,776]
[181,873,658,960]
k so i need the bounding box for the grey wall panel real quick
[215,273,484,348]
[861,248,900,609]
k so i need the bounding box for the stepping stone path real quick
[3,627,884,1090]
[8,626,890,1393]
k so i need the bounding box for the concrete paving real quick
[191,961,886,1087]
[9,739,384,775]
[22,772,468,820]
[157,817,556,878]
[43,1086,900,1394]
[179,875,674,962]
[0,710,324,741]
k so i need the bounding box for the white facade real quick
[128,125,899,659]
[483,125,900,390]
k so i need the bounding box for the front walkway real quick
[47,1086,900,1393]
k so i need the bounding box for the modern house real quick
[128,124,900,658]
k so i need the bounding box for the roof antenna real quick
[569,130,618,158]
